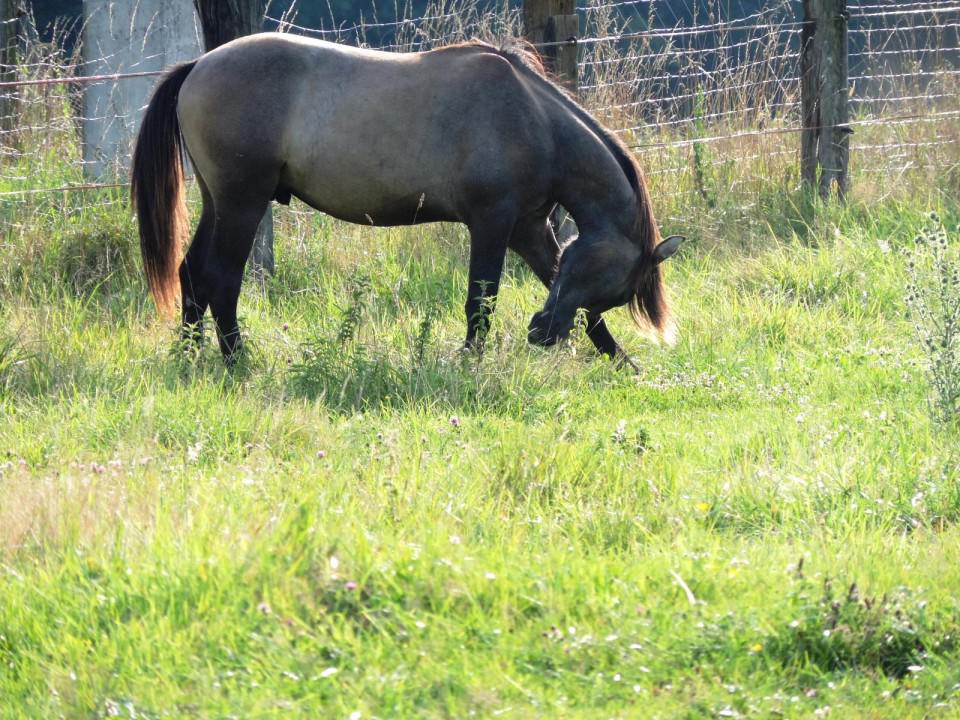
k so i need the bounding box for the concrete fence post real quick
[82,0,202,181]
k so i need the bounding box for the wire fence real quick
[1,0,958,222]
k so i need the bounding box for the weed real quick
[903,213,960,424]
[765,573,953,678]
[692,88,717,210]
[0,332,28,394]
[337,271,373,346]
[413,304,441,369]
[289,270,397,408]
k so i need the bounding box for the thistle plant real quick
[904,213,960,424]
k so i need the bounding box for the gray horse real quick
[131,33,682,365]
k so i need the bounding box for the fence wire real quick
[1,0,958,215]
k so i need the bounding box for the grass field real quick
[1,175,959,718]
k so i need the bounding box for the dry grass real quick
[0,462,158,557]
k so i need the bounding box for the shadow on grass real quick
[285,333,557,416]
[278,264,590,416]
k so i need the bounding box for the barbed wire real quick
[582,46,800,69]
[0,69,165,89]
[2,0,957,202]
[850,46,956,58]
[536,23,804,49]
[581,45,799,71]
[577,0,652,12]
[619,110,960,150]
[851,4,960,18]
[0,182,128,198]
[264,12,464,37]
[852,1,960,9]
[848,21,960,33]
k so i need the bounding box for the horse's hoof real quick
[614,352,641,374]
[220,338,246,369]
[460,340,485,356]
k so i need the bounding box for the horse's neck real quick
[550,122,637,236]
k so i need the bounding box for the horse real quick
[130,33,683,366]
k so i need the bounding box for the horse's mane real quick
[442,41,670,336]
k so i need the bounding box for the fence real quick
[1,0,958,236]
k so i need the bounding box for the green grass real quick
[1,185,960,719]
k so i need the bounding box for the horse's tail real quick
[130,60,197,313]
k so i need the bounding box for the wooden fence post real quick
[524,0,579,93]
[0,0,24,134]
[543,14,579,92]
[525,0,579,241]
[801,0,850,201]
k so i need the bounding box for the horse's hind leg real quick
[205,198,271,364]
[509,216,630,365]
[179,189,215,347]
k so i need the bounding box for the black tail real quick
[130,60,197,313]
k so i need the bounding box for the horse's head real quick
[527,233,683,347]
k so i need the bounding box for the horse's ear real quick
[653,235,684,265]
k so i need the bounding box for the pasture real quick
[3,1,960,714]
[1,180,959,717]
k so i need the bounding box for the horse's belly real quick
[281,158,460,227]
[292,187,454,227]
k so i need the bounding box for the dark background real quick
[32,1,787,48]
[29,1,951,82]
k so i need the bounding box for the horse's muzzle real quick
[527,311,563,347]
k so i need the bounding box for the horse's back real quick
[177,34,552,225]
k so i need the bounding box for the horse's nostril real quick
[528,318,548,345]
[528,327,552,346]
[528,311,547,329]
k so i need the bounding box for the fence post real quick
[817,0,850,200]
[543,14,579,92]
[801,0,850,200]
[524,0,578,92]
[800,0,818,189]
[82,1,201,180]
[525,0,579,241]
[0,0,24,134]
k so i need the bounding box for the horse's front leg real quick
[585,316,640,372]
[463,210,516,352]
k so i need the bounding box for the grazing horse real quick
[131,33,682,365]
